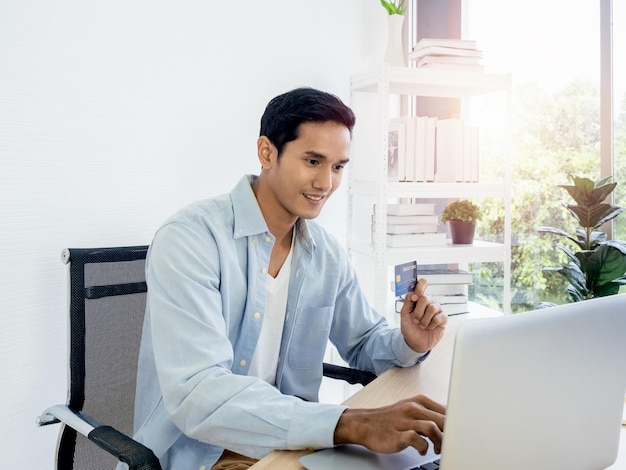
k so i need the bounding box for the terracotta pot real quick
[449,220,476,244]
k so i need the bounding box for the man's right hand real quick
[333,394,445,456]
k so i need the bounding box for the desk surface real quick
[251,320,626,469]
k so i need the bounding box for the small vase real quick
[449,220,476,245]
[384,14,406,67]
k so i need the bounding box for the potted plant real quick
[441,199,482,244]
[538,175,626,305]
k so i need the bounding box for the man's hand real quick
[334,394,446,455]
[400,278,447,353]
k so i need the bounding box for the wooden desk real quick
[251,321,626,469]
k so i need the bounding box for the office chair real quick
[38,245,376,470]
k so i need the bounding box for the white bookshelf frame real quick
[348,64,512,319]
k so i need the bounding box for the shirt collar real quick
[231,175,316,253]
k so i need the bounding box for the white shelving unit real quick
[348,64,512,320]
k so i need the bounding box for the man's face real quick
[264,121,351,221]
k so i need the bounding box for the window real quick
[408,1,624,311]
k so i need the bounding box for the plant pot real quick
[449,220,476,245]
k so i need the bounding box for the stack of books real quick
[420,267,473,315]
[408,38,483,73]
[372,203,446,248]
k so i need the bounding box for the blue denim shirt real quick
[131,175,426,469]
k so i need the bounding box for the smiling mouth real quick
[304,193,326,202]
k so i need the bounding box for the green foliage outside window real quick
[471,79,626,312]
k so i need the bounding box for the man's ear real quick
[257,136,274,169]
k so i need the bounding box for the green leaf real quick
[537,226,580,245]
[565,203,615,228]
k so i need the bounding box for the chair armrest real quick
[37,405,162,470]
[322,362,377,386]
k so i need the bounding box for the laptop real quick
[300,294,626,470]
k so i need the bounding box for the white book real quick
[409,45,483,62]
[424,117,437,181]
[419,267,473,284]
[380,223,439,234]
[405,116,419,182]
[455,123,465,182]
[386,232,447,248]
[414,116,427,181]
[441,303,470,316]
[412,38,478,52]
[469,126,480,182]
[432,294,468,305]
[380,214,439,225]
[462,123,471,182]
[424,283,468,296]
[418,62,484,73]
[417,54,482,67]
[435,118,463,183]
[385,203,436,216]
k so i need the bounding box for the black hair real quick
[259,87,356,157]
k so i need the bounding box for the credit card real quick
[394,260,417,297]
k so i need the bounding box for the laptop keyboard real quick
[411,458,441,470]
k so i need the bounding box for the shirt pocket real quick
[287,306,333,370]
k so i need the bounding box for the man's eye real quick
[308,159,320,165]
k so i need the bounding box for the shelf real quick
[351,181,507,199]
[351,65,511,98]
[349,240,506,265]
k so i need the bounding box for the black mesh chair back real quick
[40,246,161,470]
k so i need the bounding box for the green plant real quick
[441,200,482,223]
[380,0,407,15]
[538,175,626,303]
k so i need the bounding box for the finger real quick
[413,277,427,297]
[417,395,447,413]
[413,421,444,455]
[417,302,445,329]
[401,279,428,315]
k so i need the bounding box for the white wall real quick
[0,1,388,467]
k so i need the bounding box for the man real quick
[131,87,447,469]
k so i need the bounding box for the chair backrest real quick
[59,246,149,470]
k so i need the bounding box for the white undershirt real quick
[248,240,293,384]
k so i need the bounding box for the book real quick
[441,303,470,316]
[425,283,468,295]
[431,294,468,305]
[424,116,437,181]
[378,214,439,225]
[377,223,439,235]
[404,116,418,181]
[468,126,480,182]
[386,232,447,248]
[417,54,482,67]
[418,62,485,73]
[412,38,478,52]
[388,117,407,182]
[435,118,463,183]
[413,116,427,181]
[385,203,436,216]
[418,267,473,284]
[409,45,483,62]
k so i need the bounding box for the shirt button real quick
[199,466,207,470]
[240,359,247,367]
[265,236,272,243]
[261,267,267,274]
[254,312,261,319]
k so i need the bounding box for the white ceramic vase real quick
[384,14,406,66]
